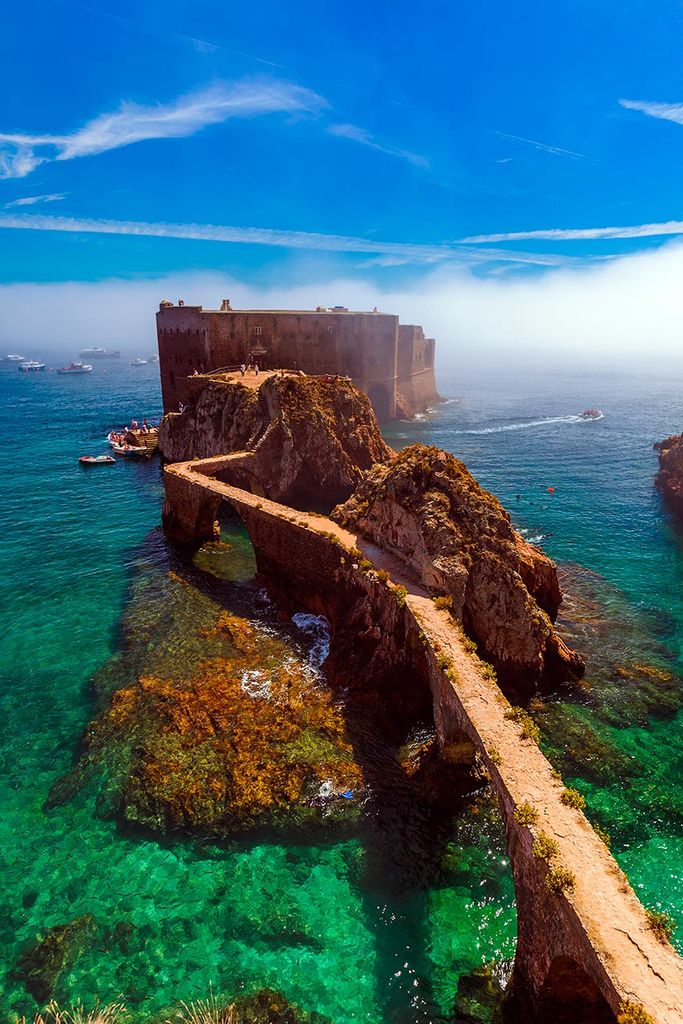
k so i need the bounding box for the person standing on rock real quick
[254,363,259,376]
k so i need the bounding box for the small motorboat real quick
[79,455,116,466]
[579,408,602,420]
[130,357,148,366]
[110,442,150,458]
[57,362,93,374]
[18,360,46,372]
[4,353,25,362]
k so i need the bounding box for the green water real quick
[0,362,514,1022]
[1,359,681,1021]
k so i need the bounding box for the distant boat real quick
[79,454,116,466]
[4,353,25,362]
[79,347,120,358]
[18,360,46,372]
[130,357,148,366]
[57,361,93,374]
[146,354,159,363]
[579,408,603,420]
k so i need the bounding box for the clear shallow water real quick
[0,361,514,1023]
[1,358,681,1021]
[387,364,683,946]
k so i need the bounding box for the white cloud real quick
[619,98,683,126]
[461,221,683,243]
[0,211,573,267]
[4,192,67,208]
[327,123,429,168]
[492,130,596,163]
[5,240,683,366]
[0,78,326,179]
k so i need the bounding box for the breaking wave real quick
[292,612,331,667]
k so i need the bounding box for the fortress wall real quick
[157,303,438,420]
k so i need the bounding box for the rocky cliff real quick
[333,444,584,694]
[655,433,683,519]
[158,373,392,504]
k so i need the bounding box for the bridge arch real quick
[535,956,616,1024]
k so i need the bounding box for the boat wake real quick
[456,412,603,435]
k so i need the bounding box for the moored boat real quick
[57,362,93,374]
[79,455,116,466]
[110,442,150,457]
[18,360,46,372]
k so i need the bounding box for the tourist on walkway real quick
[254,362,259,376]
[240,363,246,376]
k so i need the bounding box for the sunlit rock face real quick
[158,373,392,505]
[334,444,584,697]
[655,433,683,520]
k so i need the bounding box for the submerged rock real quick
[13,914,96,1003]
[334,444,584,697]
[231,988,333,1023]
[452,964,505,1024]
[50,611,363,838]
[159,373,392,505]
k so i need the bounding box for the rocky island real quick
[655,432,683,519]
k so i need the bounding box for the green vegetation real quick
[550,767,563,782]
[349,547,362,560]
[531,832,559,862]
[432,595,453,611]
[561,787,586,811]
[376,568,389,583]
[617,1002,655,1024]
[359,558,373,572]
[394,585,408,609]
[514,802,538,826]
[544,866,576,896]
[593,823,612,847]
[488,746,501,766]
[480,661,498,682]
[645,908,675,944]
[504,706,541,744]
[435,651,450,670]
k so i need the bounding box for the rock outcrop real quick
[333,444,584,695]
[158,373,392,504]
[655,433,683,519]
[48,609,363,838]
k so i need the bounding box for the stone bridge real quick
[163,454,683,1024]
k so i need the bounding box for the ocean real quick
[0,357,680,1022]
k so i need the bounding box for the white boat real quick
[57,362,93,374]
[130,357,148,366]
[18,360,46,372]
[110,442,149,458]
[147,354,159,363]
[80,347,120,358]
[4,353,25,362]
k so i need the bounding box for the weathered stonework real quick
[156,299,439,420]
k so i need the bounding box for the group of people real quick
[110,418,154,443]
[239,362,260,376]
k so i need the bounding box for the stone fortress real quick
[156,298,439,420]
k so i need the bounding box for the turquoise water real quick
[1,358,680,1021]
[0,361,514,1022]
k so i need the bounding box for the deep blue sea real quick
[0,356,680,1022]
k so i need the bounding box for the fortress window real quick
[254,326,262,335]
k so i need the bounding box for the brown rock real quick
[655,433,683,519]
[333,444,584,696]
[158,373,392,505]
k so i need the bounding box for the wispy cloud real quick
[619,97,683,127]
[461,221,683,243]
[0,212,576,267]
[492,130,596,163]
[0,78,326,179]
[327,123,429,168]
[4,192,67,208]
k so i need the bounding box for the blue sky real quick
[4,0,683,286]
